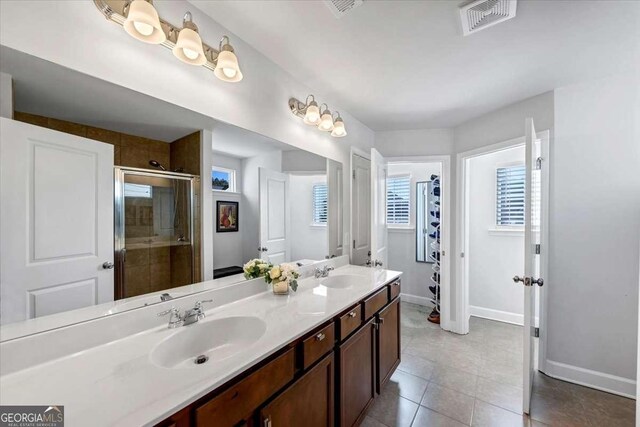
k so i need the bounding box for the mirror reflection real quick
[0,46,343,337]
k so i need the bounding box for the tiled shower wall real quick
[14,112,203,297]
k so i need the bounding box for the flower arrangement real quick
[243,259,272,280]
[265,263,300,294]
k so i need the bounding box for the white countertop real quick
[0,265,401,427]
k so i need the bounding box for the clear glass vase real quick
[272,280,289,295]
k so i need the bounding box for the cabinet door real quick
[338,318,376,427]
[260,353,334,427]
[377,297,400,392]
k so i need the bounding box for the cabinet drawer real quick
[194,348,295,427]
[302,323,335,369]
[362,287,389,320]
[338,304,362,341]
[389,280,401,300]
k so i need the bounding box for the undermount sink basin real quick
[319,274,364,289]
[151,316,266,369]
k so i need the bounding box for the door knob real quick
[512,275,524,283]
[374,260,383,267]
[532,278,544,287]
[513,276,543,287]
[102,261,114,269]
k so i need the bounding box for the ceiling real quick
[212,122,298,159]
[191,0,640,131]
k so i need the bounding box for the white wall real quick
[289,174,328,261]
[282,151,326,173]
[387,162,441,304]
[241,151,282,263]
[211,153,243,270]
[468,146,525,325]
[0,72,12,119]
[545,73,639,393]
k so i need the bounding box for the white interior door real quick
[370,148,388,268]
[517,117,544,414]
[327,159,343,258]
[259,167,290,265]
[351,154,371,265]
[0,118,114,324]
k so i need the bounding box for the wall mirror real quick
[0,46,343,340]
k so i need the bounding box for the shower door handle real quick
[102,261,114,269]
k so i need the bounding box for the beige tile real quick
[47,118,86,137]
[149,246,170,264]
[368,388,419,427]
[421,383,475,425]
[126,248,149,267]
[397,353,436,381]
[360,416,388,427]
[411,406,467,427]
[149,262,171,293]
[471,400,528,427]
[430,366,478,397]
[124,265,149,298]
[15,111,49,127]
[121,145,150,169]
[475,377,523,414]
[86,126,121,145]
[386,370,429,403]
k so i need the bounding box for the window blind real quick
[387,175,411,225]
[312,183,328,224]
[496,165,525,226]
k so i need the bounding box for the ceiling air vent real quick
[459,0,517,36]
[323,0,364,19]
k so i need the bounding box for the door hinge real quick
[353,170,356,179]
[535,244,541,255]
[460,252,464,258]
[353,240,356,249]
[536,157,543,170]
[534,327,540,338]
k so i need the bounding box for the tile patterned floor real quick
[363,302,635,427]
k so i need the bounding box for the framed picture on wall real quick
[216,201,239,232]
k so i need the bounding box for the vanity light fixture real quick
[213,36,243,82]
[331,112,347,138]
[173,12,206,66]
[94,0,243,82]
[288,95,347,138]
[123,0,166,44]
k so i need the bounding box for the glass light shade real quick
[303,102,320,125]
[123,0,166,44]
[214,49,243,82]
[331,118,347,137]
[318,112,334,132]
[172,28,207,65]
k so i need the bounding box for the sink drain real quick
[194,355,209,365]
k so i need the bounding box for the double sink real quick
[150,273,367,370]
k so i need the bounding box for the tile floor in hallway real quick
[362,302,635,427]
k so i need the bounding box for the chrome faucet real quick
[183,300,213,326]
[160,293,173,302]
[157,299,213,329]
[314,265,335,278]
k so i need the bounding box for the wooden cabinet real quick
[260,353,334,427]
[194,348,295,427]
[376,297,401,392]
[302,322,335,369]
[338,304,362,341]
[338,318,376,427]
[362,287,388,320]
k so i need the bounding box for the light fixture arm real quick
[94,0,227,73]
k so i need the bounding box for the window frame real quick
[211,166,237,193]
[311,182,328,227]
[386,174,412,228]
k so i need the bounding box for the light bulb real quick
[182,48,199,60]
[331,118,347,137]
[303,102,320,125]
[318,111,334,132]
[133,21,154,36]
[222,68,237,78]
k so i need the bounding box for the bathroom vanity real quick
[0,261,401,427]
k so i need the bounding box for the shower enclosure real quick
[114,167,197,300]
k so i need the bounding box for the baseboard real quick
[469,305,523,326]
[544,360,636,399]
[400,293,432,307]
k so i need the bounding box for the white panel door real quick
[370,148,388,268]
[259,167,290,265]
[327,159,343,258]
[0,118,114,324]
[517,117,545,414]
[351,154,371,265]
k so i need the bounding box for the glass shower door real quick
[115,168,195,300]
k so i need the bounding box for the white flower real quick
[269,266,281,280]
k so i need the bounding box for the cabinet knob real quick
[263,417,272,427]
[315,332,326,341]
[348,311,357,318]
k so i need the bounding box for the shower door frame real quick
[114,166,197,300]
